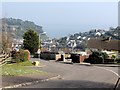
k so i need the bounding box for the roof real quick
[87,38,120,51]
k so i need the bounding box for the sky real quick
[118,1,120,26]
[1,0,119,38]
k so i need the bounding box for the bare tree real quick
[2,31,12,54]
[0,33,2,54]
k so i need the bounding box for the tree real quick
[0,33,2,53]
[23,29,39,55]
[1,32,12,54]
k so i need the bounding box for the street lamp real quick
[37,33,42,60]
[39,31,47,49]
[39,33,42,50]
[38,32,46,59]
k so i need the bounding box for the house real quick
[86,38,120,63]
[87,38,120,51]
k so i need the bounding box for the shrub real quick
[101,52,109,59]
[91,51,108,60]
[11,49,30,63]
[23,50,30,61]
[12,51,21,63]
[84,51,108,64]
[19,49,25,62]
[111,55,116,59]
[116,58,120,63]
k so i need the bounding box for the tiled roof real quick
[87,38,120,51]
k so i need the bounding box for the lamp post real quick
[38,33,41,60]
[39,33,42,50]
[38,32,47,59]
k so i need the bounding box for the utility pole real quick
[38,33,42,60]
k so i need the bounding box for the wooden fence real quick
[0,54,11,66]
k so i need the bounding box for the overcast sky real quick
[1,1,118,38]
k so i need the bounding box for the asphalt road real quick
[20,58,120,89]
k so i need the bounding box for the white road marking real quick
[95,66,120,77]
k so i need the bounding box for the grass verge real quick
[1,61,46,76]
[116,63,120,65]
[18,61,34,66]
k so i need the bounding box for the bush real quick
[84,51,109,64]
[23,50,30,61]
[116,58,120,63]
[101,52,109,59]
[11,49,30,63]
[33,53,39,58]
[111,55,116,59]
[12,51,21,63]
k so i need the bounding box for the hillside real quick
[57,26,120,50]
[1,18,47,39]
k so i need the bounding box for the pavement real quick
[92,64,120,67]
[59,60,120,67]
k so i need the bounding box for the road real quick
[20,58,120,89]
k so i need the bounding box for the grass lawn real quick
[18,61,34,66]
[116,63,120,65]
[1,61,46,76]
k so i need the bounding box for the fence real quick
[0,54,11,66]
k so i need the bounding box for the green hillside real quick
[1,18,48,39]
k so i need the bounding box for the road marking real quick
[95,66,120,77]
